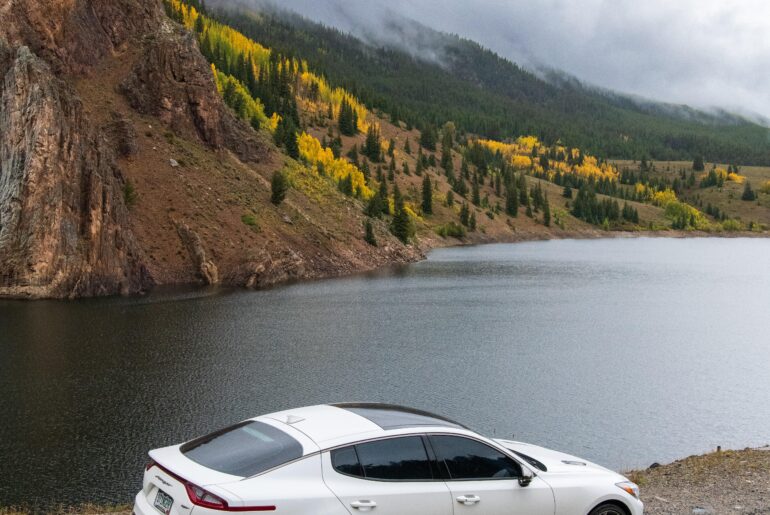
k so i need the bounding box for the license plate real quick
[153,488,174,514]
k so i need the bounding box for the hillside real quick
[1,0,767,300]
[0,0,420,298]
[209,1,770,165]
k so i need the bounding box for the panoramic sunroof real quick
[333,403,467,430]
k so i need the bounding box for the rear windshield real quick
[181,420,303,477]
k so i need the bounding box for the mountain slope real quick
[210,2,770,165]
[0,0,421,298]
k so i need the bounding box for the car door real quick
[322,435,453,515]
[428,435,554,515]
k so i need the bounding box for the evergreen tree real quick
[380,180,391,216]
[693,156,705,171]
[338,98,357,136]
[453,177,468,197]
[419,124,437,151]
[364,219,377,246]
[459,202,470,226]
[422,174,433,215]
[284,128,299,159]
[271,170,289,205]
[472,177,481,206]
[390,184,414,243]
[404,137,411,154]
[742,181,757,201]
[363,125,382,162]
[562,184,573,199]
[338,174,354,196]
[505,184,519,216]
[543,194,551,227]
[469,211,477,231]
[518,174,528,204]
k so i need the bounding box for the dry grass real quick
[626,446,770,514]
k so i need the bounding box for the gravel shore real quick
[628,447,770,514]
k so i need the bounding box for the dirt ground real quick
[628,447,770,514]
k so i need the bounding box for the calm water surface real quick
[1,238,769,506]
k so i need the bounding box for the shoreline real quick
[2,228,767,301]
[627,445,770,514]
[3,446,767,514]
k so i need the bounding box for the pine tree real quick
[419,124,437,151]
[543,194,551,227]
[404,138,411,155]
[459,202,470,226]
[505,184,519,216]
[469,211,477,231]
[518,174,528,204]
[422,174,433,215]
[562,184,573,199]
[363,125,381,162]
[364,219,377,246]
[472,177,481,206]
[338,98,357,136]
[390,184,414,243]
[693,156,705,172]
[742,181,757,201]
[380,180,390,216]
[284,128,299,159]
[271,170,289,205]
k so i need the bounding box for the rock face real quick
[120,24,265,163]
[0,0,420,299]
[0,0,264,298]
[0,44,150,298]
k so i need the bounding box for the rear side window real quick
[430,435,521,480]
[331,436,433,481]
[331,446,364,477]
[181,421,303,477]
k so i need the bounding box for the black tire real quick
[588,503,628,515]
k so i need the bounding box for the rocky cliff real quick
[0,0,421,299]
[0,42,150,298]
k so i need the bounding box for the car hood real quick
[494,439,623,477]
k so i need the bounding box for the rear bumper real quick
[133,490,158,515]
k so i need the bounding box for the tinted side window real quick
[355,436,433,480]
[181,421,303,477]
[331,446,364,477]
[430,436,521,480]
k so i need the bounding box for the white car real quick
[133,403,642,515]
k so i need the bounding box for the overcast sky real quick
[264,0,770,120]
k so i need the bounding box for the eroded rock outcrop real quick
[120,24,265,163]
[0,44,150,298]
[0,0,266,298]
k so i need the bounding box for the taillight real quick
[145,459,156,471]
[152,461,276,512]
[185,482,228,510]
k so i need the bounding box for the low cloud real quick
[221,0,770,121]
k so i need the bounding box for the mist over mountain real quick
[220,0,770,122]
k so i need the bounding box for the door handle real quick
[351,500,377,511]
[456,494,481,505]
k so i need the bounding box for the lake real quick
[1,237,769,507]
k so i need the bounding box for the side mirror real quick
[518,471,534,487]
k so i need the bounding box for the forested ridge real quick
[164,0,769,245]
[205,3,770,166]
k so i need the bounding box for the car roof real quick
[259,403,469,450]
